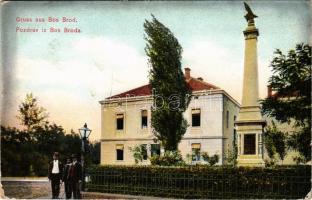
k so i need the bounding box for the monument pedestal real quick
[236,119,265,167]
[237,155,264,166]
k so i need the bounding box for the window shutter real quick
[141,110,147,116]
[191,109,201,114]
[191,143,201,149]
[116,114,124,119]
[116,144,124,150]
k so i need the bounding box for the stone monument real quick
[235,2,266,167]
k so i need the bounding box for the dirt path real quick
[1,178,64,199]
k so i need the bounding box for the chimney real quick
[267,85,272,98]
[184,67,191,79]
[197,77,203,81]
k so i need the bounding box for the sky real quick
[1,1,310,141]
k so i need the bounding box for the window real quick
[141,144,148,160]
[233,115,237,144]
[141,110,148,129]
[151,144,161,157]
[244,134,256,154]
[116,114,124,130]
[226,110,229,128]
[233,129,237,145]
[191,143,201,161]
[192,109,201,127]
[116,144,124,160]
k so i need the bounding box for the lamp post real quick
[78,123,92,191]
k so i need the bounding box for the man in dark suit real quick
[48,152,63,199]
[62,158,72,199]
[69,154,82,199]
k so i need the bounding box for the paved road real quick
[2,178,168,199]
[2,177,64,199]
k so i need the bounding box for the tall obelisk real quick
[235,2,266,167]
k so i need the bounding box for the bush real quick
[150,151,185,166]
[201,152,220,166]
[86,165,311,199]
[129,145,147,164]
[264,158,277,167]
[224,149,237,166]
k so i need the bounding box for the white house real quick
[99,68,240,165]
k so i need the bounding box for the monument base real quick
[237,155,265,167]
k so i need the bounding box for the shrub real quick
[224,149,237,166]
[293,155,306,164]
[129,145,147,164]
[201,152,220,166]
[264,158,277,167]
[86,165,311,199]
[150,151,185,166]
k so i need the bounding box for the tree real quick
[144,15,191,151]
[17,93,48,131]
[261,43,311,161]
[89,141,101,165]
[264,121,286,162]
[1,126,34,176]
[1,123,83,176]
[1,92,84,176]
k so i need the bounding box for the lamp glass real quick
[79,123,92,139]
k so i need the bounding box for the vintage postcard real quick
[1,1,310,199]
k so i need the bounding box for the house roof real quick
[106,76,220,99]
[267,86,300,98]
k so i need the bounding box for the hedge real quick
[86,165,311,199]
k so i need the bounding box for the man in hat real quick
[68,154,82,199]
[48,152,63,199]
[62,158,72,199]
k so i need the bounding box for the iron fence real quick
[85,165,311,199]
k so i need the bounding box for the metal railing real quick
[85,165,311,199]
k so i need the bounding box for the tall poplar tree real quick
[144,16,191,151]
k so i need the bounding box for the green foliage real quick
[185,153,192,164]
[225,149,237,166]
[1,124,82,176]
[17,93,48,131]
[150,151,185,166]
[260,43,311,161]
[86,165,311,199]
[201,152,220,166]
[292,155,306,165]
[264,121,287,162]
[1,126,34,176]
[89,141,101,165]
[264,158,277,167]
[287,126,311,162]
[129,145,148,164]
[1,93,100,176]
[224,135,238,166]
[144,16,191,151]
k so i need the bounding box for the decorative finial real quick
[244,2,258,24]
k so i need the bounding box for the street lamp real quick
[78,123,92,191]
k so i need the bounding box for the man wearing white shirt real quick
[48,152,63,199]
